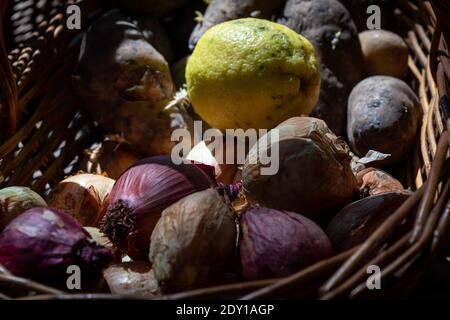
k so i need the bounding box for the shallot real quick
[100,156,214,260]
[0,208,112,281]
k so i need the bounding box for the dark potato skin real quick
[279,0,364,136]
[337,0,395,32]
[189,0,286,50]
[359,29,409,78]
[134,16,175,64]
[73,12,184,156]
[326,192,410,252]
[162,0,208,59]
[347,76,422,164]
[113,0,191,17]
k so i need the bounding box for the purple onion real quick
[0,208,112,280]
[239,207,333,280]
[100,156,215,260]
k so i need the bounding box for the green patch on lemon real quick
[186,18,321,131]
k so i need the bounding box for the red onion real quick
[239,207,333,280]
[100,156,215,260]
[0,208,112,280]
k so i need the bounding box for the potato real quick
[162,0,207,59]
[113,0,190,17]
[338,0,395,32]
[279,0,364,135]
[172,56,189,89]
[189,0,285,50]
[134,16,175,64]
[359,29,409,78]
[73,12,185,156]
[347,76,422,164]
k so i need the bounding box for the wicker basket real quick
[0,0,449,300]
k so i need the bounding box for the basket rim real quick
[0,0,449,300]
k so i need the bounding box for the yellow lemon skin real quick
[186,18,321,131]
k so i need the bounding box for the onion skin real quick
[83,227,113,250]
[356,167,405,197]
[47,174,115,227]
[243,117,358,225]
[0,208,112,281]
[240,207,333,280]
[0,187,47,231]
[100,156,215,260]
[150,188,236,292]
[186,137,239,184]
[83,227,123,263]
[103,261,161,297]
[326,192,410,252]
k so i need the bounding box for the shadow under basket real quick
[0,0,449,300]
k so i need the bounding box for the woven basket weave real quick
[0,0,449,300]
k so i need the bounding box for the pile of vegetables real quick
[0,0,424,297]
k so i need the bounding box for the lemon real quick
[186,18,320,131]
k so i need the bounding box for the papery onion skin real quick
[0,208,112,280]
[83,227,113,250]
[83,226,124,263]
[103,261,161,297]
[326,192,410,252]
[100,156,215,260]
[240,207,333,281]
[243,117,358,225]
[48,174,115,227]
[186,137,239,184]
[356,167,405,197]
[150,188,236,292]
[0,186,47,231]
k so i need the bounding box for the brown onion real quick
[0,186,47,231]
[48,173,115,226]
[100,156,215,260]
[0,208,112,281]
[326,192,410,252]
[81,138,141,179]
[356,167,405,196]
[240,207,333,280]
[243,117,358,225]
[103,261,161,297]
[150,188,236,292]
